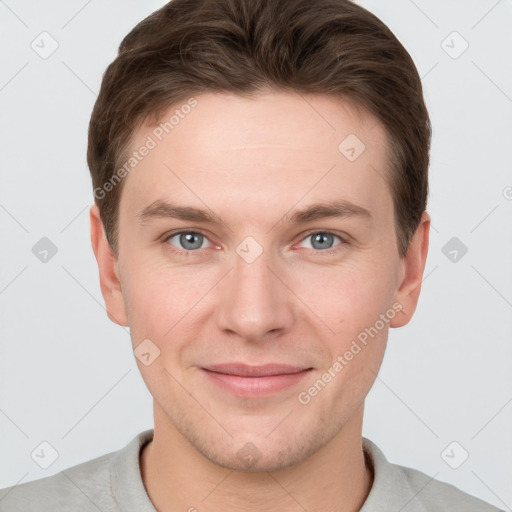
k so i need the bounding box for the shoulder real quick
[0,429,154,512]
[0,450,117,512]
[361,437,504,512]
[398,463,504,511]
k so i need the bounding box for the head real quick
[89,0,431,472]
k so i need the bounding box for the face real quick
[91,90,429,472]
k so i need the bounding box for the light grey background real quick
[1,0,511,509]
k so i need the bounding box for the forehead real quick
[119,91,392,222]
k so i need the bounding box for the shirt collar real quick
[110,428,156,512]
[110,429,428,512]
[361,437,428,512]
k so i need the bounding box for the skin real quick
[90,90,430,512]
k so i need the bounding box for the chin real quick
[195,438,309,472]
[181,415,339,473]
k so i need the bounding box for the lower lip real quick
[202,368,312,397]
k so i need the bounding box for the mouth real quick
[201,363,313,397]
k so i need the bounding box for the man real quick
[0,0,503,510]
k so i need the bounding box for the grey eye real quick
[299,232,342,251]
[168,232,208,251]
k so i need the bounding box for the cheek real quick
[320,262,395,398]
[122,256,214,330]
[335,339,386,408]
[290,258,396,335]
[124,264,203,392]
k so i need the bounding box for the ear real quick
[89,204,129,327]
[390,211,430,328]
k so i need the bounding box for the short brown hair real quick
[87,0,431,258]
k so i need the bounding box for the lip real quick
[201,363,313,397]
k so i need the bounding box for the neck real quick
[141,403,373,512]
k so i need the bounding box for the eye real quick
[165,231,211,253]
[162,229,347,257]
[297,231,345,252]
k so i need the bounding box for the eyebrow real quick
[136,199,372,227]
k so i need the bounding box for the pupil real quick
[313,233,332,250]
[181,233,202,250]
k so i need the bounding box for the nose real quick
[215,242,296,342]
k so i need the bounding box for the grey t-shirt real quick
[0,429,503,511]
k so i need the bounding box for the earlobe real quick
[390,211,430,328]
[89,204,129,327]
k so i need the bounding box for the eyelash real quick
[162,229,348,257]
